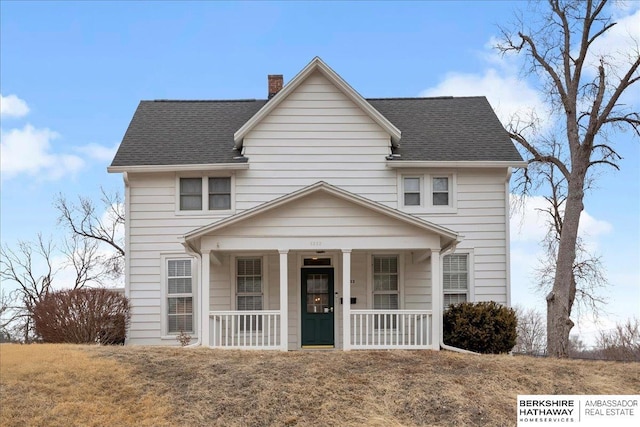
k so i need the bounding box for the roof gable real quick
[183,181,460,248]
[233,57,401,149]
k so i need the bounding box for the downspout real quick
[123,172,131,345]
[438,239,480,355]
[505,167,513,308]
[182,240,202,348]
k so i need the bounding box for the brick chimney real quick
[268,74,283,99]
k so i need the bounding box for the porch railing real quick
[350,309,432,349]
[210,310,281,349]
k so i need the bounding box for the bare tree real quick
[514,305,547,355]
[534,157,608,318]
[0,235,56,341]
[63,234,105,289]
[499,0,639,357]
[0,232,105,341]
[55,187,125,280]
[0,289,20,341]
[568,335,588,357]
[596,318,640,361]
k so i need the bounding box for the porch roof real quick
[181,181,461,253]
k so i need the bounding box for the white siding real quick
[210,254,231,312]
[413,169,509,304]
[215,192,437,241]
[127,172,230,345]
[237,71,396,210]
[404,254,431,310]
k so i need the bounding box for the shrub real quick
[33,288,130,344]
[443,301,517,354]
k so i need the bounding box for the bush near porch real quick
[2,344,638,427]
[443,301,517,354]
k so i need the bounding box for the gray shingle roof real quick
[111,100,266,166]
[110,96,522,167]
[369,97,522,162]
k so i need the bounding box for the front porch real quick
[199,249,441,351]
[183,182,459,351]
[208,308,432,350]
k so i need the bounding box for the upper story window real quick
[180,178,203,210]
[403,177,421,206]
[208,177,231,210]
[178,176,233,213]
[432,177,449,206]
[399,172,456,211]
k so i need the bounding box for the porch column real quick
[431,249,441,351]
[201,250,211,347]
[342,249,352,351]
[279,250,289,352]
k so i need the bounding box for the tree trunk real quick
[546,164,587,357]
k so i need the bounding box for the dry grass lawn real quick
[1,344,639,427]
[0,344,172,427]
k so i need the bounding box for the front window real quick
[167,259,193,333]
[373,256,399,328]
[237,258,263,330]
[403,177,421,206]
[179,178,202,210]
[209,177,231,210]
[432,177,449,206]
[443,254,468,307]
[178,176,232,211]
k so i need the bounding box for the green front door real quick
[301,268,335,347]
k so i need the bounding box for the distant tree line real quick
[513,305,640,362]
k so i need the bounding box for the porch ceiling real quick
[182,181,461,253]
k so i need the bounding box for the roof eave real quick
[107,162,250,174]
[386,160,528,169]
[233,57,401,149]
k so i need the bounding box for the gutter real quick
[182,241,202,349]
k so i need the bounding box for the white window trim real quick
[397,171,457,213]
[175,173,236,215]
[402,176,423,208]
[367,253,404,310]
[160,254,198,340]
[442,250,474,307]
[431,176,450,207]
[230,255,269,310]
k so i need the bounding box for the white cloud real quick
[0,92,118,180]
[510,195,550,243]
[587,7,640,70]
[0,94,30,118]
[510,194,613,244]
[579,211,614,238]
[421,68,547,128]
[0,124,85,180]
[74,142,120,162]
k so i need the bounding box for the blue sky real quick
[1,1,638,344]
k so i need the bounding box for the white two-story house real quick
[108,57,525,350]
